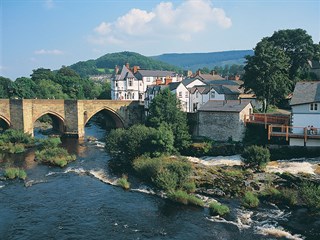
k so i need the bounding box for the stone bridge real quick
[0,99,144,138]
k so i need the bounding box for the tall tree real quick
[243,39,291,111]
[14,77,38,99]
[146,88,191,151]
[269,29,319,81]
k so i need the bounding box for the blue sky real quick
[1,0,319,80]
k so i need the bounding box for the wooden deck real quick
[268,125,320,142]
[245,113,290,128]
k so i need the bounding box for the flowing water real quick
[0,123,319,240]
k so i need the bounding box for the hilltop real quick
[69,50,253,77]
[69,51,180,77]
[152,50,253,71]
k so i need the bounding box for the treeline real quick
[0,66,110,99]
[197,64,244,77]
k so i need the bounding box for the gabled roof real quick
[135,70,177,79]
[168,82,181,91]
[196,73,225,81]
[146,85,168,94]
[188,84,242,95]
[198,100,252,112]
[181,77,205,87]
[115,65,137,81]
[290,81,320,106]
[204,80,242,86]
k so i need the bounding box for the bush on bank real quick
[4,167,27,180]
[117,175,130,190]
[242,191,259,208]
[35,147,76,167]
[209,202,230,216]
[0,129,35,153]
[241,145,270,170]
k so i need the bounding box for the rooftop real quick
[198,100,252,112]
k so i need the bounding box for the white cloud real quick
[34,49,64,55]
[88,0,232,47]
[94,22,111,35]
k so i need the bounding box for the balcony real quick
[245,113,290,127]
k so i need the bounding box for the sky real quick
[1,0,319,80]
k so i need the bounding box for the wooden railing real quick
[245,113,290,128]
[268,124,320,142]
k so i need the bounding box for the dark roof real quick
[115,65,137,80]
[196,73,225,81]
[290,81,320,106]
[188,84,242,95]
[182,78,205,87]
[198,100,252,112]
[204,80,242,86]
[168,82,181,91]
[146,85,168,94]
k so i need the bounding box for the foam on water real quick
[0,185,4,189]
[24,179,47,187]
[88,169,117,185]
[187,155,242,166]
[256,226,304,240]
[266,161,319,175]
[131,185,156,195]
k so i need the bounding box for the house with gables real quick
[289,81,320,146]
[111,63,182,101]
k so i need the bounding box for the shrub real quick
[117,175,130,190]
[185,142,212,157]
[4,167,27,180]
[209,202,230,216]
[300,182,320,210]
[38,137,61,150]
[241,145,270,170]
[182,181,196,193]
[168,190,204,207]
[0,129,34,145]
[242,191,259,208]
[133,156,163,180]
[35,147,76,167]
[280,188,298,206]
[260,186,281,201]
[154,169,178,192]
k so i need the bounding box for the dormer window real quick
[310,103,318,111]
[128,78,133,86]
[211,91,215,99]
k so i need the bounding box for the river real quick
[0,122,319,240]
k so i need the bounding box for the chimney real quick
[210,70,217,75]
[133,66,140,74]
[156,78,162,85]
[125,63,130,69]
[196,69,201,76]
[165,77,172,85]
[115,65,119,74]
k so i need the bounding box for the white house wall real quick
[291,104,320,134]
[176,84,189,112]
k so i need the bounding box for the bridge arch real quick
[84,107,125,129]
[0,115,10,131]
[33,111,66,134]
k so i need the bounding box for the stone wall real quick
[0,99,10,125]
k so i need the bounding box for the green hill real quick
[151,50,253,71]
[69,51,180,77]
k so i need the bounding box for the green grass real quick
[209,202,230,216]
[117,175,130,190]
[242,191,259,208]
[168,190,204,207]
[4,167,27,180]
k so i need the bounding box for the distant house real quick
[289,81,320,146]
[192,70,225,81]
[308,60,320,79]
[196,100,252,142]
[189,80,243,112]
[111,63,182,101]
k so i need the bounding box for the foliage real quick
[243,29,319,110]
[38,137,61,150]
[70,51,180,77]
[133,155,194,192]
[146,88,191,151]
[167,190,204,207]
[299,182,320,210]
[105,124,175,164]
[117,175,130,190]
[280,188,299,206]
[4,167,27,180]
[0,129,34,145]
[185,142,212,157]
[241,145,270,170]
[35,147,76,167]
[242,191,260,208]
[209,202,230,216]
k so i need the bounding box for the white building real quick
[290,81,320,146]
[111,64,182,101]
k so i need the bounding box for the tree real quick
[0,76,15,98]
[241,145,270,171]
[14,77,38,99]
[146,88,191,151]
[31,68,55,83]
[269,29,319,80]
[243,39,292,111]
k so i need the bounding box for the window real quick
[310,103,318,111]
[211,91,215,99]
[115,82,118,87]
[179,91,182,98]
[196,92,199,98]
[128,78,133,87]
[185,92,188,98]
[146,77,151,82]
